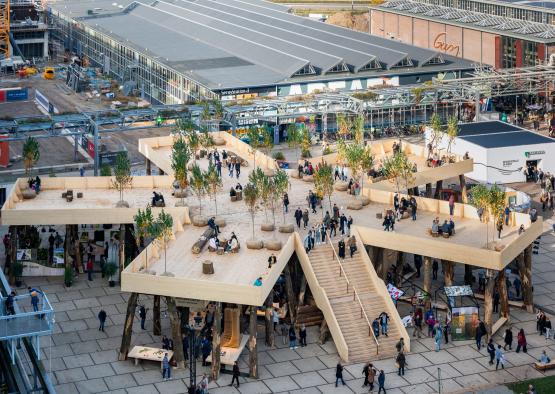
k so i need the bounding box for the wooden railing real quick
[326,234,379,355]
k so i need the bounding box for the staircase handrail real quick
[326,233,379,355]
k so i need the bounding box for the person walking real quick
[289,325,298,349]
[335,362,346,387]
[414,255,422,278]
[162,353,171,380]
[378,370,386,394]
[299,324,307,347]
[5,291,15,316]
[476,319,485,350]
[294,208,302,229]
[98,309,107,332]
[495,345,505,370]
[338,238,345,260]
[487,338,496,365]
[372,318,380,338]
[283,193,289,213]
[348,235,357,258]
[493,291,500,313]
[517,328,527,353]
[434,323,443,351]
[362,362,371,387]
[199,374,209,394]
[302,209,309,229]
[432,260,439,280]
[448,194,455,216]
[86,258,94,281]
[29,289,40,313]
[504,327,513,350]
[230,361,240,387]
[139,305,147,330]
[396,351,406,376]
[379,311,389,337]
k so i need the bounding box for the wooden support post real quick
[119,224,125,282]
[433,180,443,199]
[319,319,330,344]
[459,174,468,203]
[464,264,473,285]
[521,245,534,312]
[484,270,496,338]
[264,294,275,348]
[298,275,307,306]
[395,252,404,286]
[64,224,72,270]
[153,295,162,336]
[425,183,433,198]
[498,269,509,322]
[211,302,221,380]
[423,256,432,294]
[118,292,138,360]
[146,159,152,176]
[248,305,258,379]
[442,260,454,287]
[284,263,297,324]
[166,297,185,368]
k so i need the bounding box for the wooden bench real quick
[534,361,555,371]
[128,346,173,367]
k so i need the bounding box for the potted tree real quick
[134,205,154,271]
[336,113,352,141]
[243,183,263,249]
[104,262,118,287]
[300,128,312,159]
[22,136,40,199]
[111,152,133,208]
[246,125,262,170]
[189,164,208,218]
[249,168,271,229]
[152,210,174,275]
[314,161,335,214]
[205,162,223,215]
[171,135,191,206]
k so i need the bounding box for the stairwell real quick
[302,235,406,363]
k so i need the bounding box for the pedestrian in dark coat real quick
[378,370,386,393]
[516,329,527,353]
[396,352,406,376]
[335,362,346,387]
[230,361,240,387]
[139,305,147,330]
[294,208,302,229]
[504,328,513,350]
[487,338,496,365]
[98,309,107,332]
[338,238,346,259]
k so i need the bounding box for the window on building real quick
[358,59,382,71]
[327,62,350,73]
[292,64,317,76]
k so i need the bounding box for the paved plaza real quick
[12,225,554,394]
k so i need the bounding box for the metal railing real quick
[326,234,380,355]
[0,294,54,340]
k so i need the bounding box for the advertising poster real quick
[451,306,479,340]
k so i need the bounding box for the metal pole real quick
[438,367,442,394]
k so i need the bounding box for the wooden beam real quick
[248,305,258,379]
[153,295,161,336]
[118,292,138,361]
[211,302,222,380]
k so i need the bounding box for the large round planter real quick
[213,137,225,146]
[334,182,348,192]
[192,215,208,227]
[290,171,302,179]
[215,217,226,228]
[302,175,314,182]
[279,224,294,233]
[174,190,189,198]
[261,223,275,232]
[246,239,264,250]
[347,201,363,210]
[263,168,275,177]
[174,200,187,207]
[360,196,370,206]
[116,200,130,208]
[21,188,36,199]
[265,239,282,251]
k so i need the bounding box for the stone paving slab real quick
[290,371,327,388]
[263,376,300,392]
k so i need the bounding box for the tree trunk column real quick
[284,263,297,324]
[498,269,509,321]
[119,292,138,360]
[64,224,72,270]
[442,260,454,287]
[423,256,432,294]
[484,269,497,338]
[459,175,468,203]
[248,305,258,379]
[119,224,126,282]
[153,295,162,336]
[146,159,152,176]
[464,264,473,285]
[434,180,443,199]
[425,183,433,198]
[211,302,222,380]
[264,294,275,348]
[521,245,534,312]
[166,297,185,368]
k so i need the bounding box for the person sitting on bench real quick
[235,183,243,191]
[448,218,456,234]
[208,236,219,252]
[208,217,220,235]
[152,191,165,206]
[431,219,439,235]
[229,187,236,197]
[540,350,551,364]
[441,220,452,236]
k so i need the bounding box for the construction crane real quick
[0,0,8,59]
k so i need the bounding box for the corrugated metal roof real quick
[50,0,475,90]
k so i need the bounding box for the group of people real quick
[27,175,41,193]
[382,194,419,231]
[208,231,239,254]
[298,160,314,177]
[431,217,456,236]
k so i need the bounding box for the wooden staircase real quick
[306,241,402,362]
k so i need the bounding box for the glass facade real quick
[50,11,217,105]
[501,37,539,68]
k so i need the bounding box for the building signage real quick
[503,159,519,167]
[525,150,545,157]
[221,88,250,95]
[433,33,460,57]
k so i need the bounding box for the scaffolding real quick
[0,0,9,59]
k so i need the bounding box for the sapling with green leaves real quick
[23,136,40,178]
[134,205,154,270]
[151,210,173,274]
[189,164,208,216]
[314,161,335,213]
[171,135,191,206]
[243,183,259,240]
[205,162,223,215]
[111,152,133,207]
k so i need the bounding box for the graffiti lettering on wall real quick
[433,33,460,57]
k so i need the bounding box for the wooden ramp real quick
[296,233,408,363]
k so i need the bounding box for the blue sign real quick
[6,88,28,101]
